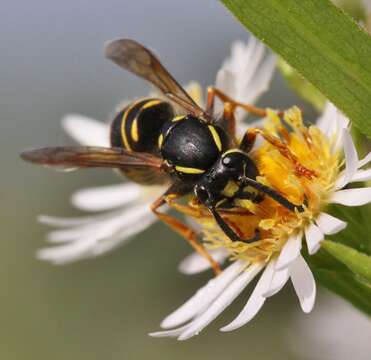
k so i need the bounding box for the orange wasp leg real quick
[240,128,317,179]
[151,195,222,275]
[206,87,285,145]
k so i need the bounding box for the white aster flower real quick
[215,37,276,135]
[37,36,276,265]
[151,103,371,340]
[37,115,165,264]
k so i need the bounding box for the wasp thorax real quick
[160,115,228,181]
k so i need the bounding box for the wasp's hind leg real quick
[151,184,222,275]
[206,87,274,118]
[206,87,237,141]
[206,87,285,137]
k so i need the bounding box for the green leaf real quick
[327,204,371,254]
[313,268,371,315]
[322,240,371,282]
[306,248,371,315]
[305,203,371,315]
[220,0,371,137]
[277,59,326,111]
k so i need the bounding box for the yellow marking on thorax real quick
[131,118,139,142]
[208,125,222,152]
[175,165,205,174]
[158,134,164,149]
[142,99,161,109]
[172,115,185,122]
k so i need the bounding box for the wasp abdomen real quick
[110,98,174,154]
[110,98,173,185]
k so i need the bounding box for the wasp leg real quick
[151,194,222,275]
[239,129,258,153]
[240,128,317,179]
[208,205,261,243]
[206,87,275,118]
[240,176,304,213]
[206,87,237,138]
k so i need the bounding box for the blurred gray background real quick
[1,1,370,359]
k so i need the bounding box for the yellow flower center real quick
[169,107,342,264]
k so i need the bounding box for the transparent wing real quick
[104,38,207,118]
[21,146,163,170]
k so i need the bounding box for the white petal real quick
[304,223,324,255]
[89,214,155,255]
[178,248,229,275]
[149,324,189,338]
[351,169,371,183]
[160,260,245,329]
[246,54,276,104]
[275,232,302,270]
[178,263,264,340]
[38,214,95,227]
[358,151,371,168]
[71,183,142,212]
[262,267,290,298]
[335,129,359,189]
[220,260,275,331]
[315,212,347,235]
[334,109,350,132]
[316,102,336,135]
[290,255,316,313]
[330,187,371,206]
[316,102,350,146]
[47,225,96,243]
[38,204,154,263]
[62,114,109,147]
[215,37,276,122]
[37,232,103,264]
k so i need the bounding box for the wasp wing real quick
[104,38,207,118]
[20,146,163,170]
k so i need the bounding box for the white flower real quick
[215,37,276,134]
[37,115,165,264]
[150,103,371,340]
[37,36,276,265]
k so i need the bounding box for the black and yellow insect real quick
[21,39,306,274]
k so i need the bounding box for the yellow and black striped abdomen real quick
[110,98,173,185]
[110,98,173,154]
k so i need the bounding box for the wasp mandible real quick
[21,39,307,274]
